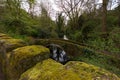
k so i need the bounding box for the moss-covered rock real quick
[6,45,50,80]
[0,33,26,53]
[65,61,120,80]
[19,59,81,80]
[19,59,120,80]
[0,39,26,52]
[0,34,27,73]
[0,33,12,39]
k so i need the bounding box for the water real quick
[46,44,68,64]
[63,35,68,40]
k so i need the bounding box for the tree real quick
[117,1,120,27]
[36,3,57,38]
[56,0,84,31]
[56,13,65,38]
[27,0,36,18]
[102,0,109,33]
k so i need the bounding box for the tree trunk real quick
[102,0,107,33]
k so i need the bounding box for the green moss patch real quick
[65,61,120,80]
[6,45,50,80]
[0,33,26,53]
[19,59,120,80]
[1,39,26,52]
[19,59,81,80]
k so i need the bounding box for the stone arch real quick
[46,44,69,64]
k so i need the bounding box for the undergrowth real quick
[72,48,120,77]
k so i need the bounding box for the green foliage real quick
[67,14,100,42]
[87,38,120,56]
[0,1,58,39]
[66,15,85,41]
[87,38,106,50]
[72,48,120,77]
[71,31,83,42]
[66,5,120,58]
[56,13,65,38]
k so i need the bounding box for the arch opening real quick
[46,44,69,64]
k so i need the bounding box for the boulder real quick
[19,59,80,80]
[0,33,12,39]
[0,33,26,51]
[6,45,50,80]
[19,59,120,80]
[0,34,26,70]
[0,39,26,52]
[65,61,120,80]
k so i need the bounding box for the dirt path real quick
[0,63,5,80]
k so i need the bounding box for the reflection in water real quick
[46,44,68,64]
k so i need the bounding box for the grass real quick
[71,48,120,77]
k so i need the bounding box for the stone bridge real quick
[34,39,93,58]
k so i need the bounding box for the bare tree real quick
[55,0,86,30]
[40,0,55,20]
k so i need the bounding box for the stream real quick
[46,44,69,64]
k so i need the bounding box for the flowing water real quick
[63,35,68,40]
[46,44,68,64]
